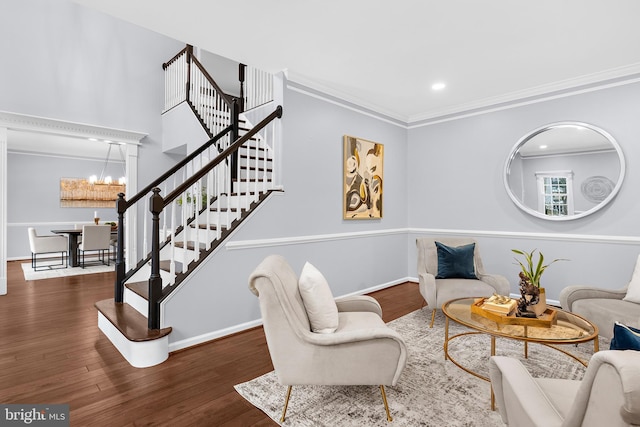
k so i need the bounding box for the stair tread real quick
[174,241,207,251]
[125,281,149,300]
[159,259,183,273]
[95,299,172,342]
[190,223,228,230]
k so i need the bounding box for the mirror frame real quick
[504,121,626,221]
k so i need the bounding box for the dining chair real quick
[78,225,112,268]
[27,227,68,271]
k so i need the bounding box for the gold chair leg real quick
[280,385,292,423]
[379,385,392,422]
[429,309,436,328]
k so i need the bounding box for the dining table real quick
[51,228,117,267]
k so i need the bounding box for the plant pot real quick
[526,287,547,317]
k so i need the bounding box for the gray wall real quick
[407,82,640,302]
[1,0,184,258]
[163,83,410,344]
[5,0,640,348]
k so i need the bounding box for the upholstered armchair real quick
[416,237,510,327]
[28,227,68,271]
[489,350,640,427]
[248,255,407,422]
[78,225,111,268]
[560,254,640,340]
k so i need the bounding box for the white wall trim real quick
[409,228,640,245]
[408,74,640,128]
[225,228,408,250]
[286,67,640,130]
[168,276,411,352]
[168,318,263,352]
[0,111,148,144]
[225,227,640,251]
[286,78,408,129]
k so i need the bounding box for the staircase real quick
[95,45,282,367]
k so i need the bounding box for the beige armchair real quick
[489,350,640,427]
[560,285,640,340]
[28,227,68,271]
[416,237,510,327]
[248,255,407,422]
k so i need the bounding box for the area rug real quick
[21,261,114,281]
[234,308,605,426]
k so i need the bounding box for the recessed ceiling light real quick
[539,145,548,149]
[431,82,446,91]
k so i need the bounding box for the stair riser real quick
[211,196,253,210]
[233,181,272,194]
[124,287,149,317]
[160,245,199,264]
[98,312,169,368]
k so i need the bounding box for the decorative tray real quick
[471,298,558,328]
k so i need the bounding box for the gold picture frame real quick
[343,135,383,219]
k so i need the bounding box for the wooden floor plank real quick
[0,260,424,426]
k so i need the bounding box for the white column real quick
[125,143,139,268]
[0,127,7,295]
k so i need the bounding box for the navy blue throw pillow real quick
[610,322,640,351]
[435,241,477,279]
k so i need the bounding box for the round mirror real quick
[504,122,625,221]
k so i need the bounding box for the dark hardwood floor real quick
[0,260,424,426]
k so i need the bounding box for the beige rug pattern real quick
[235,308,603,426]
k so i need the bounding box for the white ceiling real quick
[73,0,640,123]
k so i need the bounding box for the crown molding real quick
[0,111,147,144]
[285,63,640,128]
[285,71,409,126]
[409,63,640,125]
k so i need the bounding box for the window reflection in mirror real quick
[504,122,625,221]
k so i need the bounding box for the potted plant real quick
[512,249,567,316]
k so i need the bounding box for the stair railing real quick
[146,105,283,329]
[114,123,235,302]
[241,64,274,112]
[163,45,235,138]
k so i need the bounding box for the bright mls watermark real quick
[1,405,69,426]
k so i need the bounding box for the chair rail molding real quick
[0,111,148,295]
[226,227,640,251]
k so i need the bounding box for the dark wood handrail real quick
[162,46,189,70]
[189,55,234,108]
[121,125,233,211]
[163,105,283,206]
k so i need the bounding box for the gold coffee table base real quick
[442,298,599,411]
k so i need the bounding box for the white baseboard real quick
[168,277,413,353]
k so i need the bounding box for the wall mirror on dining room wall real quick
[504,122,626,221]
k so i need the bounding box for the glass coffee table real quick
[442,297,599,409]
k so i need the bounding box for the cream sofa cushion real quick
[623,254,640,304]
[298,262,339,333]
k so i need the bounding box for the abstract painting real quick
[343,135,383,219]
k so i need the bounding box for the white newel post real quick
[0,127,7,295]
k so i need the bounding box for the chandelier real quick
[89,141,126,185]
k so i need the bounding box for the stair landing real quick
[95,299,172,367]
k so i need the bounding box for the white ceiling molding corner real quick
[408,65,640,127]
[0,111,147,145]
